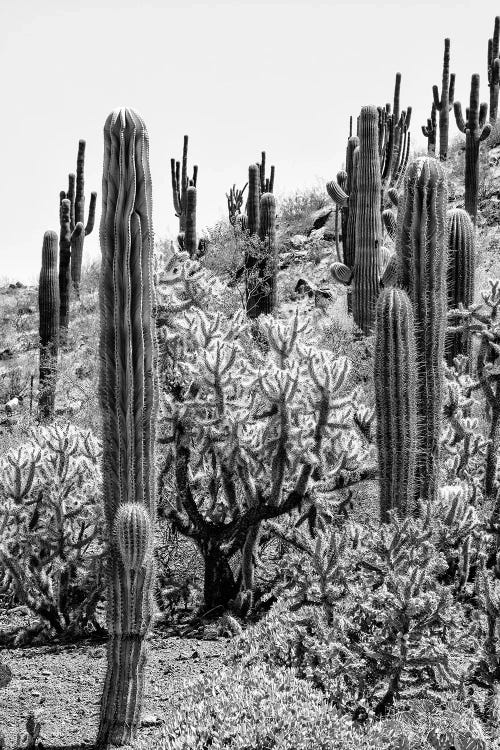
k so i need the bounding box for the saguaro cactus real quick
[432,38,455,161]
[69,140,97,296]
[184,185,197,257]
[446,208,475,365]
[330,105,384,334]
[422,101,437,156]
[488,16,500,123]
[170,135,197,232]
[454,74,491,223]
[96,108,158,748]
[374,288,417,522]
[38,231,60,422]
[397,156,447,506]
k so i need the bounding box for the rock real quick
[305,205,334,235]
[8,284,16,289]
[5,397,21,416]
[0,349,14,360]
[141,713,161,727]
[290,234,308,248]
[295,277,334,304]
[15,281,26,288]
[0,662,12,688]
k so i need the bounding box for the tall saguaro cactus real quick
[170,135,198,232]
[397,157,447,506]
[488,16,500,123]
[96,108,158,748]
[70,140,97,296]
[432,38,455,161]
[454,74,491,224]
[421,102,437,156]
[374,288,417,522]
[38,231,60,423]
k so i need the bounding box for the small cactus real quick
[421,101,437,156]
[114,503,153,571]
[374,288,417,522]
[38,231,60,423]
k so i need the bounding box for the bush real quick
[147,661,398,750]
[0,422,106,643]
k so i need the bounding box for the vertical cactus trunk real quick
[352,105,383,334]
[245,164,262,318]
[432,38,455,161]
[184,185,197,257]
[488,17,500,123]
[38,231,60,423]
[374,288,417,522]
[96,108,158,748]
[344,136,359,314]
[58,198,75,345]
[445,208,475,365]
[397,157,447,506]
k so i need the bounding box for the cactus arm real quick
[85,192,97,236]
[96,108,158,747]
[260,151,266,194]
[380,253,398,288]
[269,165,275,193]
[331,262,353,285]
[432,84,441,110]
[170,158,182,216]
[481,123,492,141]
[382,209,397,240]
[480,102,489,128]
[192,164,198,187]
[246,164,260,235]
[449,73,456,106]
[454,101,467,133]
[326,180,349,207]
[181,134,189,208]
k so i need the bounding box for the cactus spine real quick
[374,288,417,522]
[70,140,97,297]
[170,135,197,232]
[432,38,455,161]
[488,17,500,123]
[96,108,158,748]
[185,185,197,257]
[38,231,60,423]
[445,208,475,365]
[454,74,491,224]
[397,157,447,506]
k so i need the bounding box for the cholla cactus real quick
[0,424,104,643]
[97,108,158,747]
[156,249,372,612]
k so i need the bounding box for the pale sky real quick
[1,0,499,283]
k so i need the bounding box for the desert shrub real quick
[226,497,482,720]
[149,661,399,750]
[277,185,329,236]
[0,422,106,643]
